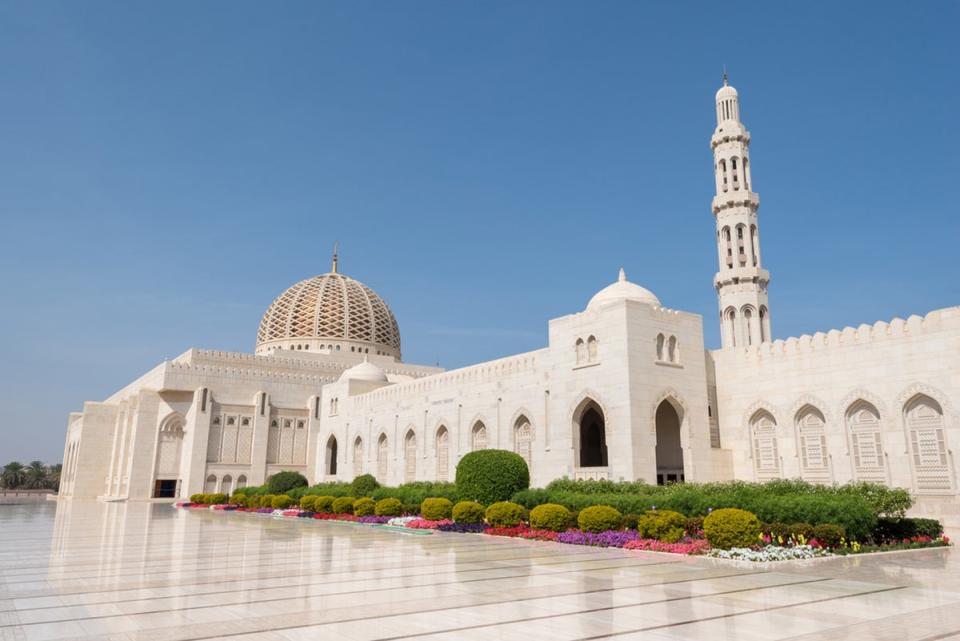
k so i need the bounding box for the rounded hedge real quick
[703,508,761,549]
[267,471,309,494]
[375,497,402,517]
[485,501,526,527]
[455,450,529,505]
[421,497,453,521]
[271,495,294,509]
[637,509,687,543]
[351,474,380,497]
[313,495,336,513]
[452,501,486,524]
[230,494,248,507]
[257,494,275,508]
[578,505,623,533]
[530,503,571,532]
[811,523,845,549]
[353,497,376,517]
[299,495,317,511]
[332,496,356,514]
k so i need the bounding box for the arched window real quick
[795,406,828,483]
[759,306,769,343]
[471,422,487,451]
[749,224,758,266]
[722,226,732,267]
[719,159,728,192]
[731,156,740,190]
[846,401,884,482]
[514,416,533,469]
[353,437,363,475]
[204,474,217,493]
[735,224,746,265]
[587,335,598,362]
[724,307,737,348]
[655,333,665,361]
[376,434,389,482]
[221,474,233,496]
[743,157,750,190]
[575,338,585,365]
[236,474,247,489]
[667,336,678,363]
[743,307,754,345]
[905,395,950,491]
[436,426,449,481]
[750,410,780,479]
[325,435,338,476]
[404,430,417,483]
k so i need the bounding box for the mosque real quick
[59,78,960,525]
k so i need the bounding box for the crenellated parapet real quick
[716,306,960,363]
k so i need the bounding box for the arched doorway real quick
[576,400,608,467]
[325,435,338,476]
[655,400,684,485]
[221,474,233,496]
[153,415,184,498]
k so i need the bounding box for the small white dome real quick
[587,268,661,310]
[338,359,388,383]
[715,84,738,101]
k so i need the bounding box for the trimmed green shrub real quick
[314,495,336,513]
[374,497,402,517]
[230,494,248,507]
[529,503,571,532]
[267,471,309,495]
[190,493,204,503]
[370,482,459,505]
[456,450,529,505]
[299,495,317,511]
[351,474,380,497]
[485,501,526,527]
[811,523,846,549]
[452,500,486,524]
[912,518,944,539]
[353,497,376,517]
[271,495,294,509]
[637,509,687,543]
[578,506,623,533]
[421,497,453,521]
[789,522,814,541]
[332,496,356,514]
[703,508,761,549]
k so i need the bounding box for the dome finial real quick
[331,241,339,274]
[722,65,728,86]
[618,267,626,282]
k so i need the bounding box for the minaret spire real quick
[331,242,339,274]
[710,78,771,349]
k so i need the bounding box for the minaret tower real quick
[711,74,771,348]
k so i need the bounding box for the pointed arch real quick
[903,393,951,491]
[470,420,488,451]
[749,407,780,480]
[325,434,338,476]
[376,432,389,482]
[572,395,608,468]
[403,429,417,483]
[575,338,586,365]
[154,413,185,497]
[435,425,449,481]
[794,404,829,483]
[204,474,217,493]
[220,474,233,495]
[655,333,665,361]
[512,413,534,470]
[845,399,885,481]
[654,398,684,484]
[353,436,363,476]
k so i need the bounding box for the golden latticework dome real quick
[256,257,401,358]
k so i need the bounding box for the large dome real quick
[256,269,401,359]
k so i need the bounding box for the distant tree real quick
[48,464,62,491]
[1,462,26,489]
[25,461,48,489]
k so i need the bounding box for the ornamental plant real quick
[353,497,376,517]
[351,474,380,497]
[257,494,275,508]
[452,500,486,524]
[332,496,356,514]
[267,471,309,495]
[456,450,529,504]
[271,495,294,509]
[703,508,761,549]
[578,505,623,533]
[299,495,317,512]
[485,501,526,528]
[636,509,687,543]
[421,497,454,521]
[811,523,845,549]
[314,495,336,513]
[529,503,572,532]
[374,497,402,517]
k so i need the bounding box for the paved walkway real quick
[1,501,959,641]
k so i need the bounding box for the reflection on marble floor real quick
[1,502,959,641]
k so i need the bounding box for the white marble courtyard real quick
[2,502,960,641]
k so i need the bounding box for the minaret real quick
[711,74,771,349]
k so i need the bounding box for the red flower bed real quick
[312,513,359,522]
[483,526,559,541]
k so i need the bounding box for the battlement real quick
[716,306,960,362]
[354,348,547,406]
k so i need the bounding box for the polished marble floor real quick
[2,502,960,641]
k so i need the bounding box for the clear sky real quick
[1,2,957,463]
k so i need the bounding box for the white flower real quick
[386,516,417,527]
[706,545,830,562]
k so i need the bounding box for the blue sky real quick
[1,2,957,462]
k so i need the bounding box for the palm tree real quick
[1,461,26,489]
[48,464,62,491]
[25,461,48,489]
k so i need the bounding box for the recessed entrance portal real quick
[655,400,684,485]
[576,401,608,467]
[325,435,338,476]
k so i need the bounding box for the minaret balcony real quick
[714,267,770,288]
[713,192,759,214]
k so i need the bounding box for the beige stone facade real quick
[59,79,960,525]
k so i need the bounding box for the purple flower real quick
[437,522,486,533]
[557,529,640,548]
[357,515,391,524]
